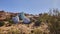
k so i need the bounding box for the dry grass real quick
[0,22,50,34]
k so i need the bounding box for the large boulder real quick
[12,15,19,24]
[23,17,30,24]
[18,12,31,24]
[18,12,25,20]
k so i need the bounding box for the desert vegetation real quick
[0,8,60,34]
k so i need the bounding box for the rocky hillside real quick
[0,11,50,34]
[0,9,60,34]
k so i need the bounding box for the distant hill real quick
[0,11,39,21]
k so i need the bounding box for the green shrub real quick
[8,20,14,24]
[34,21,41,27]
[0,21,5,27]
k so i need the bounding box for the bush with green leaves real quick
[8,20,14,24]
[37,9,60,34]
[0,21,5,27]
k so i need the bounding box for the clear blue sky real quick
[0,0,60,15]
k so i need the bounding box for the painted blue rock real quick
[12,15,19,24]
[18,12,30,24]
[18,12,25,20]
[23,17,30,24]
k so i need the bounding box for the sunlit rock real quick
[12,15,19,24]
[18,12,30,24]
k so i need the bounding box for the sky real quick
[0,0,60,15]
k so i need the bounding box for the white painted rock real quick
[12,15,19,24]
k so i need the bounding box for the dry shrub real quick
[33,28,43,34]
